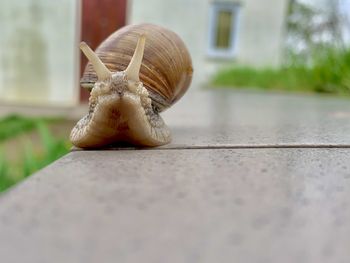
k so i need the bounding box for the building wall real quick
[237,0,288,67]
[0,0,80,106]
[128,0,288,86]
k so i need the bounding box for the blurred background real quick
[0,0,349,190]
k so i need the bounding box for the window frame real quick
[207,2,241,59]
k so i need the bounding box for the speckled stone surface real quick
[0,149,350,263]
[1,90,350,263]
[160,90,350,148]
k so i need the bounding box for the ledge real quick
[1,90,350,262]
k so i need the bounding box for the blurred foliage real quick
[0,118,70,192]
[213,47,350,95]
[21,122,70,176]
[286,0,346,64]
[212,0,350,96]
[0,152,12,192]
[0,114,60,142]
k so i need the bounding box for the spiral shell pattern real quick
[81,23,193,112]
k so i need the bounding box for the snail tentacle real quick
[80,42,111,80]
[125,34,146,82]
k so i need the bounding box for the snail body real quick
[70,23,193,148]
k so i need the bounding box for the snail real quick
[70,23,193,148]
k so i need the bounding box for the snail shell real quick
[70,23,193,148]
[81,23,193,112]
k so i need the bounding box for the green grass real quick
[212,48,350,96]
[21,122,70,177]
[0,117,71,192]
[0,114,61,142]
[0,152,12,192]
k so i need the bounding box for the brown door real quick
[80,0,127,102]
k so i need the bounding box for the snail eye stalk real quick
[80,42,111,81]
[125,35,146,82]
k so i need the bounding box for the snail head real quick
[72,35,170,147]
[79,35,147,101]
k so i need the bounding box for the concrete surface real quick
[1,149,350,263]
[1,90,350,263]
[166,90,350,148]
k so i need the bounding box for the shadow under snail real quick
[70,23,193,148]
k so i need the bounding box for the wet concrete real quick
[1,90,350,263]
[162,89,350,148]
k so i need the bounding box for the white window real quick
[208,2,240,58]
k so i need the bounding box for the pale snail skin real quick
[70,24,193,148]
